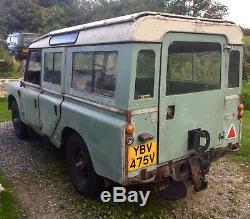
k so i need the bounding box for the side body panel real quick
[7,81,22,110]
[51,98,126,184]
[50,44,133,183]
[39,92,63,137]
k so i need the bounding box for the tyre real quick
[11,101,28,139]
[65,133,104,196]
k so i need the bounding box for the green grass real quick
[0,98,11,122]
[0,170,21,219]
[234,111,250,163]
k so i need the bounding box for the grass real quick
[234,111,250,163]
[37,162,177,219]
[0,170,21,219]
[0,98,11,122]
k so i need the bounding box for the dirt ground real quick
[0,122,249,219]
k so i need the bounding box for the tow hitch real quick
[188,157,208,191]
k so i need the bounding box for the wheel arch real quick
[61,127,90,158]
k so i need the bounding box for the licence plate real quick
[128,141,157,172]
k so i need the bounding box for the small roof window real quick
[50,32,78,45]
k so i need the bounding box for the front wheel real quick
[65,133,104,196]
[11,101,28,139]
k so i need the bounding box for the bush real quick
[0,43,21,79]
[242,82,250,110]
[243,37,250,81]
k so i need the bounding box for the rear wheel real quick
[11,101,28,139]
[65,133,104,196]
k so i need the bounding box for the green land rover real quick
[7,12,244,198]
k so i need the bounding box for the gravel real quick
[0,122,69,219]
[0,122,249,219]
[0,122,57,177]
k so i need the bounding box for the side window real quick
[72,52,93,92]
[134,50,156,100]
[71,51,118,98]
[228,51,240,88]
[24,50,42,85]
[93,52,117,97]
[167,42,221,95]
[44,52,62,85]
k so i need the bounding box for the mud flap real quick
[188,157,208,192]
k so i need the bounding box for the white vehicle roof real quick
[30,11,243,48]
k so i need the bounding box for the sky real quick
[218,0,250,28]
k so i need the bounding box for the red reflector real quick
[227,125,236,139]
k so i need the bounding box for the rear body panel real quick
[126,33,242,181]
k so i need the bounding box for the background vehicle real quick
[6,32,41,60]
[7,12,244,199]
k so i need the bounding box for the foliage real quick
[0,0,43,37]
[243,36,250,81]
[0,169,20,218]
[0,43,21,79]
[0,98,11,122]
[242,82,250,110]
[0,0,229,38]
[165,0,228,18]
[242,28,250,36]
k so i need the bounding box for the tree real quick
[0,0,43,36]
[0,0,229,38]
[165,0,228,19]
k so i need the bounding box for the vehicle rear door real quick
[39,48,64,137]
[158,33,226,164]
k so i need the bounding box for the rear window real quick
[166,42,221,95]
[72,51,118,98]
[134,50,156,100]
[228,51,240,88]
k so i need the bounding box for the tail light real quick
[125,123,135,145]
[238,103,244,119]
[125,123,134,135]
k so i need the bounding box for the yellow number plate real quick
[128,141,157,172]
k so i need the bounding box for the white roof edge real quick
[33,11,237,42]
[30,11,243,47]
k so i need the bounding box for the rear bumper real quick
[123,144,239,186]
